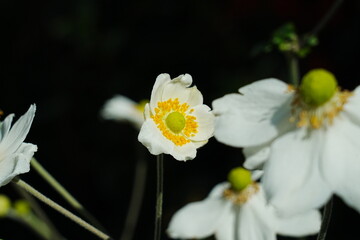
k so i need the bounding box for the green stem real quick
[316,198,333,240]
[30,158,106,232]
[13,184,64,240]
[12,178,112,240]
[120,149,148,240]
[7,211,53,240]
[154,154,164,240]
[287,53,299,86]
[309,0,344,38]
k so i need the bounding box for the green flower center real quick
[165,111,186,134]
[227,167,252,191]
[299,69,338,107]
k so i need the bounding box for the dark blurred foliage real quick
[0,0,360,239]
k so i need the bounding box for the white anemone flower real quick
[213,68,360,216]
[138,74,214,161]
[167,168,321,240]
[0,105,37,187]
[101,95,146,129]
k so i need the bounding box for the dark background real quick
[1,0,360,239]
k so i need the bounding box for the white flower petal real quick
[161,74,202,106]
[192,139,208,149]
[186,86,204,107]
[138,119,173,156]
[101,95,143,128]
[171,142,197,161]
[189,104,214,141]
[167,198,228,239]
[213,79,293,147]
[0,143,37,187]
[208,182,230,198]
[0,105,36,157]
[262,128,332,216]
[0,114,15,141]
[238,189,277,240]
[214,203,235,240]
[322,117,360,212]
[150,74,171,111]
[343,86,360,124]
[276,209,321,237]
[243,145,270,170]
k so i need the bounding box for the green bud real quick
[0,195,11,217]
[227,167,252,191]
[14,200,31,216]
[300,69,338,106]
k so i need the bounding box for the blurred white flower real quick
[213,69,360,216]
[0,105,37,187]
[138,74,214,161]
[167,168,320,240]
[101,95,146,129]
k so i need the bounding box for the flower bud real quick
[227,167,252,191]
[0,195,11,217]
[14,200,31,216]
[300,69,338,106]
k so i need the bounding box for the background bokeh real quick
[1,0,360,239]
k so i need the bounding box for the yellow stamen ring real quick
[223,182,259,205]
[290,89,353,129]
[151,98,198,146]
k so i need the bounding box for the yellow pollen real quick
[290,89,353,129]
[151,98,199,146]
[223,182,259,205]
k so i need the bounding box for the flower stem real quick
[120,147,147,240]
[287,53,299,86]
[316,197,333,240]
[30,158,107,232]
[12,178,112,240]
[13,184,64,240]
[308,0,344,38]
[154,154,164,240]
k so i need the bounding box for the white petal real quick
[276,209,321,237]
[101,95,143,128]
[189,104,214,142]
[322,117,360,212]
[237,189,277,240]
[0,114,15,141]
[262,128,332,216]
[138,119,173,156]
[208,182,230,198]
[343,86,360,124]
[150,74,171,111]
[243,145,270,170]
[213,79,293,147]
[171,142,197,161]
[214,203,236,240]
[161,74,203,107]
[192,139,208,149]
[0,143,37,187]
[167,198,228,239]
[0,105,36,157]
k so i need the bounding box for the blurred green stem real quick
[31,158,106,232]
[12,178,112,240]
[13,184,64,240]
[316,198,333,240]
[7,210,53,240]
[287,53,299,86]
[309,0,344,38]
[154,154,164,240]
[120,148,147,240]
